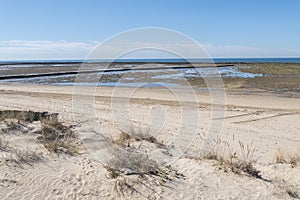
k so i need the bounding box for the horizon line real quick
[1,57,300,61]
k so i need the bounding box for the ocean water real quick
[1,57,300,64]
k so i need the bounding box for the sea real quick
[1,58,300,64]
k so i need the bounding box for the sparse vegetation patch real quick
[38,116,83,156]
[104,125,183,198]
[205,140,262,179]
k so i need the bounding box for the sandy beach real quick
[0,82,299,199]
[2,0,300,199]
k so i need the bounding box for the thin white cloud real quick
[0,40,98,60]
[0,40,299,60]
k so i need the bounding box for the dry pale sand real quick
[0,82,299,200]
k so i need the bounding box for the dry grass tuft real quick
[127,126,157,143]
[286,185,300,199]
[232,141,261,178]
[289,153,300,168]
[113,125,163,149]
[205,139,232,165]
[275,148,287,164]
[205,140,261,179]
[114,132,132,147]
[274,149,300,167]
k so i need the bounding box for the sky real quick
[0,0,300,60]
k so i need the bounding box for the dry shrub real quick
[104,147,159,198]
[107,126,174,180]
[104,131,184,197]
[109,167,183,199]
[38,120,81,155]
[104,145,183,198]
[104,147,159,178]
[33,113,83,156]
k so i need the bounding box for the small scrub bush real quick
[37,115,82,156]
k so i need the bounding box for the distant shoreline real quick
[1,58,300,65]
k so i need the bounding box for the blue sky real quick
[0,0,300,60]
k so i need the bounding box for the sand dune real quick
[0,83,299,199]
